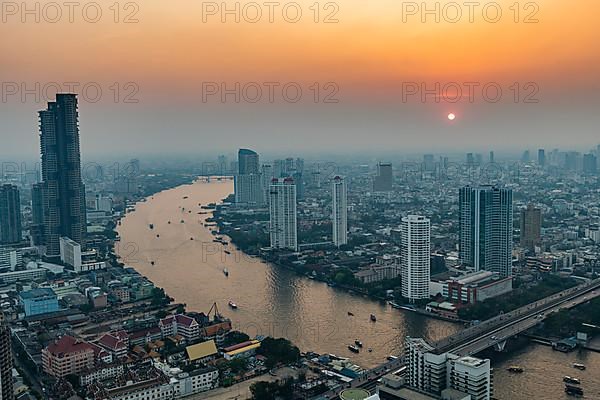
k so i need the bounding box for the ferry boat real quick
[228,301,237,309]
[565,385,583,396]
[370,314,377,322]
[563,376,581,385]
[223,268,229,277]
[348,345,360,353]
[355,340,363,347]
[507,366,524,373]
[573,363,586,370]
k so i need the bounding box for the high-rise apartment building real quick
[520,204,542,250]
[401,216,431,301]
[405,337,492,400]
[332,176,348,247]
[234,149,263,206]
[459,185,513,277]
[373,162,393,192]
[0,185,22,245]
[268,178,297,251]
[39,94,87,257]
[0,311,13,400]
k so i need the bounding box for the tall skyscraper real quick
[234,148,263,206]
[268,178,297,251]
[489,151,494,163]
[459,185,513,277]
[401,215,431,301]
[373,162,393,191]
[332,176,348,247]
[520,204,542,250]
[237,148,259,174]
[538,148,546,166]
[39,94,87,257]
[0,311,13,400]
[0,184,22,244]
[521,150,530,163]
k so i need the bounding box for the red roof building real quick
[42,335,95,377]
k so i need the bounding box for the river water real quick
[117,179,600,399]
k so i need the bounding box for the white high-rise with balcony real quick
[332,176,348,247]
[401,215,431,301]
[269,178,297,251]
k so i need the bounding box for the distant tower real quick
[0,311,13,400]
[460,186,513,277]
[401,216,431,301]
[489,151,495,163]
[538,149,546,166]
[0,184,22,244]
[269,178,297,251]
[39,94,87,258]
[238,149,259,175]
[373,162,393,192]
[332,176,348,247]
[520,204,542,250]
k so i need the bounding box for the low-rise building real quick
[159,314,200,343]
[42,335,95,378]
[19,288,59,316]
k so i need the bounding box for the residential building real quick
[520,204,542,250]
[269,178,298,251]
[39,94,87,257]
[459,185,513,277]
[0,184,22,244]
[42,335,95,378]
[332,176,348,247]
[401,216,431,301]
[405,337,492,400]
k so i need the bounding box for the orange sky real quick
[1,0,599,155]
[2,0,598,92]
